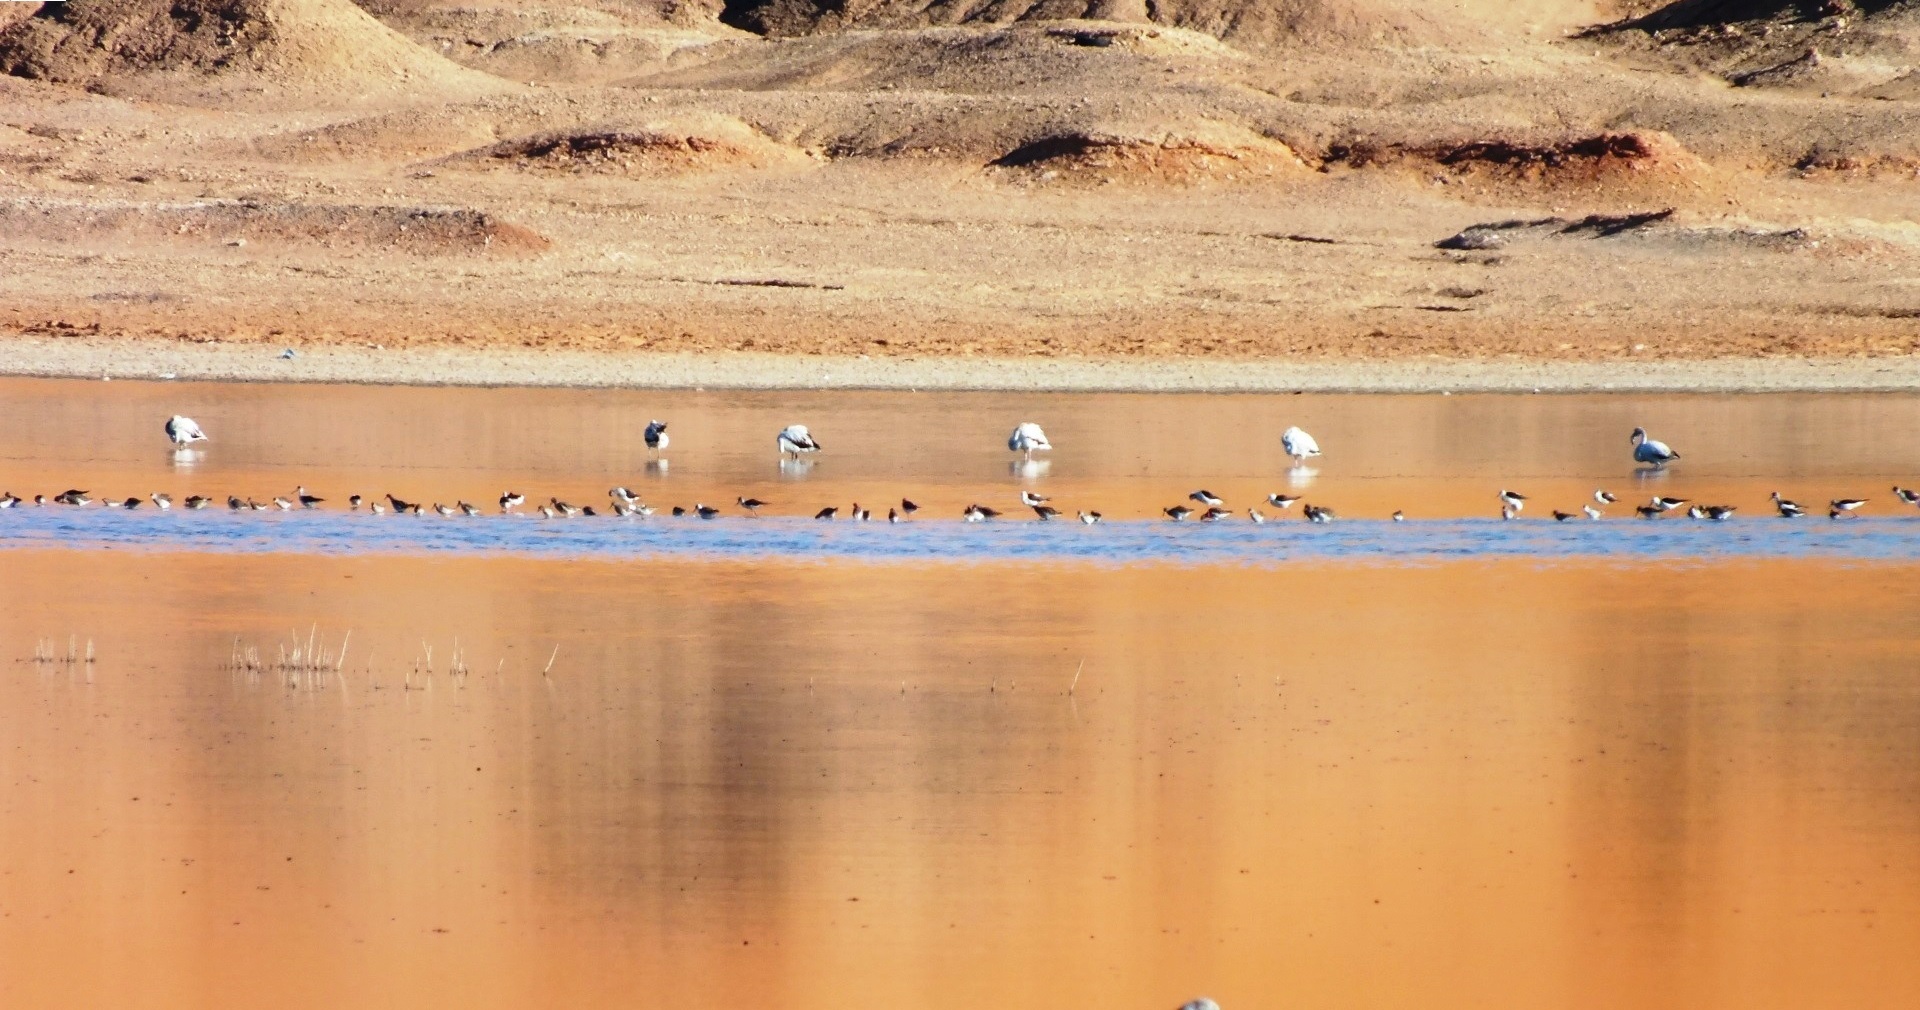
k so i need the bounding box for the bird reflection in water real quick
[1010,458,1050,479]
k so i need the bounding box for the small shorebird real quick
[1304,504,1336,523]
[851,504,870,521]
[1705,505,1737,521]
[611,487,639,505]
[1594,490,1619,505]
[1631,427,1680,467]
[295,486,324,508]
[185,495,212,509]
[1267,494,1301,509]
[55,490,90,506]
[777,424,822,456]
[1771,492,1805,518]
[633,504,655,517]
[966,504,1002,521]
[349,494,363,510]
[696,503,721,520]
[272,496,294,511]
[888,508,900,523]
[1020,490,1050,507]
[671,506,686,517]
[1498,489,1527,514]
[1282,426,1321,466]
[120,497,142,510]
[33,495,46,506]
[1649,496,1688,513]
[500,492,524,512]
[433,503,455,517]
[1501,504,1518,521]
[581,506,598,517]
[1008,422,1051,460]
[1635,504,1662,519]
[370,501,387,515]
[900,499,920,516]
[387,494,418,514]
[1200,507,1233,522]
[1392,510,1405,522]
[247,499,270,511]
[737,496,767,515]
[1078,510,1102,524]
[550,498,579,517]
[815,507,838,520]
[644,420,669,453]
[1247,508,1266,524]
[1583,505,1602,520]
[459,501,481,516]
[1552,510,1576,522]
[610,500,637,517]
[227,495,245,511]
[0,492,20,508]
[1032,504,1061,521]
[538,505,556,518]
[1687,505,1707,520]
[150,493,172,510]
[1164,505,1193,522]
[165,415,207,449]
[1189,490,1224,507]
[1830,498,1869,516]
[1896,486,1920,506]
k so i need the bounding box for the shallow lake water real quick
[2,378,1918,1009]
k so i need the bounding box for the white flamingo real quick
[1008,422,1051,459]
[1282,426,1321,466]
[777,424,821,456]
[165,415,207,449]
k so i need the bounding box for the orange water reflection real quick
[2,551,1917,1009]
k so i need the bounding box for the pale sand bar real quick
[7,336,1920,393]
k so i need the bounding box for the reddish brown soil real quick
[0,0,1916,365]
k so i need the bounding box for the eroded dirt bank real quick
[1,1,1917,376]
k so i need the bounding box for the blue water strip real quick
[2,509,1918,565]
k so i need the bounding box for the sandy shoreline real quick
[4,335,1920,393]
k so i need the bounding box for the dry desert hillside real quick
[0,0,1916,362]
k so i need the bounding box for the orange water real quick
[1,379,1918,1009]
[3,377,1918,520]
[2,554,1917,1009]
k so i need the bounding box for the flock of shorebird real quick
[0,416,1898,523]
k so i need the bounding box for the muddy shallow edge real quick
[6,336,1920,393]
